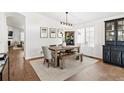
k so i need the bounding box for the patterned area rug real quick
[30,56,99,81]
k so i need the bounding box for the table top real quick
[49,45,80,51]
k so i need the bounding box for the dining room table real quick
[49,45,80,67]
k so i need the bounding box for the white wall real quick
[0,13,8,53]
[21,13,69,59]
[22,13,124,59]
[76,13,124,59]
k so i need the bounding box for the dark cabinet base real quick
[103,45,124,67]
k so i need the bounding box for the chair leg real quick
[53,58,55,67]
[48,60,49,68]
[43,58,46,64]
[45,59,49,68]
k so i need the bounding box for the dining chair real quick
[42,46,55,68]
[49,45,59,63]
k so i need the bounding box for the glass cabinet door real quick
[106,21,116,41]
[117,20,124,41]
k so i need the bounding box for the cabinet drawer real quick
[111,51,122,66]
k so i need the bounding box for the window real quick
[86,26,94,47]
[77,26,94,47]
[77,28,85,44]
[21,32,24,41]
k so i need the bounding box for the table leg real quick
[76,47,80,60]
[55,51,58,67]
[78,47,80,53]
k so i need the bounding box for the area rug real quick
[30,56,99,81]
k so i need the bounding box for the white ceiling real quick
[6,12,25,30]
[39,12,124,25]
[5,12,124,30]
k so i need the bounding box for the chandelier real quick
[60,12,73,27]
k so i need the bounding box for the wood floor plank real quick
[3,48,124,81]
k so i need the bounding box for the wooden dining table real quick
[49,45,80,67]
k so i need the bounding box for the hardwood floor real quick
[67,62,124,81]
[3,48,124,81]
[4,48,40,81]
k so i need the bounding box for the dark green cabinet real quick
[103,17,124,67]
[103,46,124,67]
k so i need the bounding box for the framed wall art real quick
[65,31,75,45]
[40,27,48,38]
[49,28,56,38]
[57,29,63,38]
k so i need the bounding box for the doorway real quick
[6,12,25,57]
[5,12,26,80]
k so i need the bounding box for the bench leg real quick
[60,58,64,69]
[80,55,83,62]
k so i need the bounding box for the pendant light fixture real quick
[60,12,73,27]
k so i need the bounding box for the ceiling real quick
[5,12,124,30]
[6,12,25,30]
[39,12,124,25]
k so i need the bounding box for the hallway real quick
[6,48,40,81]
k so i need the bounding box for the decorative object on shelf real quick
[57,29,63,38]
[49,28,56,38]
[60,12,73,27]
[40,27,48,38]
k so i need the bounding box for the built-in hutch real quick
[103,17,124,67]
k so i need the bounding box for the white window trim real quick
[77,26,95,47]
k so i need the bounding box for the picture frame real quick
[8,31,13,39]
[65,31,75,45]
[57,29,63,38]
[49,28,56,38]
[40,27,48,38]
